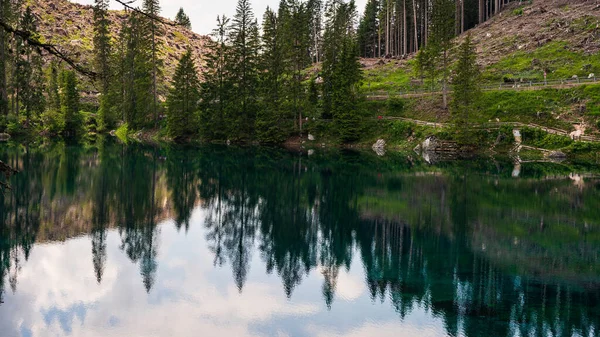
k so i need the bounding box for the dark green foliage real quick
[200,15,232,141]
[322,0,362,142]
[93,0,116,130]
[228,0,260,140]
[167,49,201,140]
[521,127,573,150]
[357,0,378,57]
[451,34,480,143]
[60,70,82,138]
[255,8,290,143]
[175,8,192,29]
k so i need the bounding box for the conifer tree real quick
[93,0,115,129]
[167,49,201,140]
[16,7,45,127]
[452,34,480,142]
[60,70,82,138]
[256,7,288,143]
[357,0,379,57]
[229,0,260,140]
[322,0,362,142]
[429,0,455,109]
[175,8,192,29]
[143,0,163,128]
[200,16,232,141]
[0,0,10,122]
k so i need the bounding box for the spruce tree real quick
[229,0,260,140]
[142,0,163,128]
[175,8,192,29]
[429,0,455,109]
[60,70,82,138]
[451,34,480,142]
[322,0,362,142]
[0,0,10,122]
[357,0,379,57]
[93,0,115,129]
[167,49,201,140]
[200,15,232,141]
[256,7,288,143]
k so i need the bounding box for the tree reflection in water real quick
[0,140,598,336]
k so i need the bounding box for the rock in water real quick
[0,133,11,141]
[372,139,386,156]
[548,151,567,159]
[308,134,315,141]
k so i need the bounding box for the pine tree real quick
[229,0,260,140]
[12,7,45,128]
[167,49,201,140]
[60,70,82,138]
[322,0,362,142]
[142,0,164,128]
[93,0,115,129]
[256,7,289,143]
[0,0,10,123]
[175,8,192,29]
[357,0,379,57]
[200,15,232,141]
[429,0,455,109]
[451,34,480,142]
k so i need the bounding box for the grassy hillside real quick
[359,0,600,140]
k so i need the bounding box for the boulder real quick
[308,133,315,141]
[0,133,10,141]
[589,73,595,79]
[372,139,386,156]
[548,151,567,159]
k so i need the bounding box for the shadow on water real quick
[0,139,598,336]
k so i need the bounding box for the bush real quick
[521,126,573,149]
[115,123,129,142]
[387,97,406,114]
[389,120,414,140]
[513,8,523,16]
[41,109,65,136]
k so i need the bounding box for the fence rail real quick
[365,76,599,99]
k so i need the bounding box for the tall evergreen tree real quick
[200,15,232,141]
[228,0,260,140]
[322,0,362,142]
[142,0,163,128]
[167,49,201,140]
[451,34,480,142]
[357,0,379,57]
[428,0,455,109]
[174,8,192,29]
[60,70,82,138]
[0,0,10,122]
[93,0,115,129]
[17,7,45,127]
[256,7,289,143]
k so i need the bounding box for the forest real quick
[0,0,525,144]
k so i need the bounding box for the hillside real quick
[361,0,600,139]
[27,0,211,95]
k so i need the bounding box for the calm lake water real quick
[0,141,598,337]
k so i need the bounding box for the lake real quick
[0,141,598,337]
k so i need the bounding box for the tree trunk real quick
[412,0,418,52]
[442,49,448,110]
[403,0,407,55]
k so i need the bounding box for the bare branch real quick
[0,18,97,79]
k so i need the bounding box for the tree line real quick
[357,0,519,58]
[0,0,486,143]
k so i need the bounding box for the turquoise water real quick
[0,142,598,337]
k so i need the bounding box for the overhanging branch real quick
[0,18,97,79]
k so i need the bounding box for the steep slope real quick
[27,0,211,94]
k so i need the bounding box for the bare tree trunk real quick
[479,0,484,24]
[403,0,407,55]
[461,0,464,33]
[151,24,157,129]
[412,0,418,52]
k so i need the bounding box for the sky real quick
[72,0,367,36]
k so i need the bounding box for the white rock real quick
[308,133,315,141]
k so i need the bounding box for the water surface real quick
[0,142,598,337]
